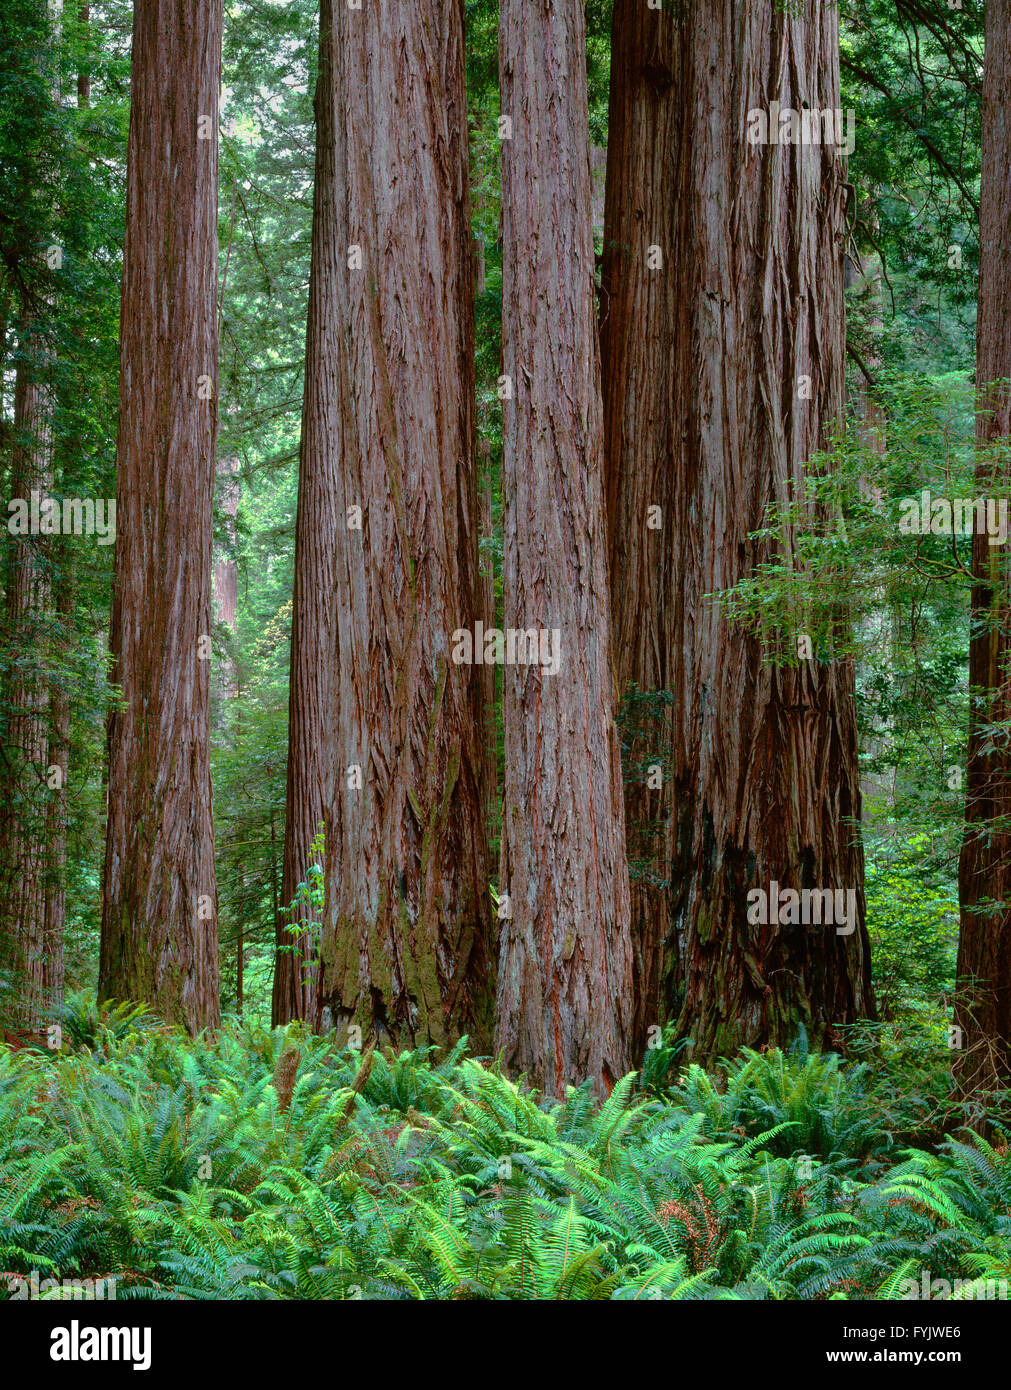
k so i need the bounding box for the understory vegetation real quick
[2,993,1010,1301]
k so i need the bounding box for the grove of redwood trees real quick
[9,0,1011,1121]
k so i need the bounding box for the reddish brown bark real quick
[955,0,1011,1102]
[603,1,873,1059]
[318,0,493,1050]
[0,331,59,1030]
[99,0,222,1031]
[496,0,634,1095]
[273,41,341,1026]
[42,557,72,1021]
[600,0,682,1058]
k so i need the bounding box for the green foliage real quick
[2,1008,1008,1301]
[666,1034,888,1176]
[864,837,958,1019]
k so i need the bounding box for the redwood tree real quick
[100,0,222,1031]
[318,0,493,1050]
[955,0,1011,1102]
[273,24,340,1027]
[496,0,634,1094]
[600,0,682,1057]
[603,0,873,1059]
[0,330,59,1031]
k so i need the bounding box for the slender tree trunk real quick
[477,456,498,840]
[212,455,239,704]
[606,1,873,1058]
[496,0,633,1095]
[0,330,56,1031]
[600,0,682,1059]
[76,3,90,108]
[318,0,493,1050]
[955,0,1011,1103]
[273,48,340,1027]
[43,554,72,1020]
[99,0,222,1031]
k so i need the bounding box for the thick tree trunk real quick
[496,0,634,1095]
[600,0,682,1059]
[318,0,493,1050]
[605,1,873,1059]
[0,333,58,1030]
[99,0,222,1032]
[955,0,1011,1103]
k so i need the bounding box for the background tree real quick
[0,324,58,1030]
[0,0,114,1031]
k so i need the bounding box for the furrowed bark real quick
[99,0,222,1031]
[600,0,682,1059]
[606,0,874,1058]
[0,329,58,1030]
[318,0,493,1051]
[274,42,340,1027]
[496,0,634,1095]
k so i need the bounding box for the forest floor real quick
[3,996,1010,1301]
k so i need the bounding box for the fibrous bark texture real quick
[0,330,62,1030]
[496,0,634,1095]
[100,0,222,1031]
[600,0,682,1058]
[274,44,341,1026]
[318,0,493,1050]
[604,0,873,1059]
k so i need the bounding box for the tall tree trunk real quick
[600,0,681,1058]
[317,0,493,1050]
[477,454,498,842]
[273,49,340,1026]
[955,0,1011,1104]
[496,0,634,1095]
[43,552,72,1022]
[99,0,222,1032]
[0,330,57,1031]
[606,1,873,1059]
